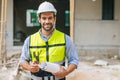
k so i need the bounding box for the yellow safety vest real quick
[29,29,66,63]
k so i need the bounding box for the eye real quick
[42,17,46,20]
[48,17,53,20]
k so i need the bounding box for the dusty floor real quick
[0,53,120,80]
[67,61,120,80]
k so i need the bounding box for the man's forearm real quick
[20,61,31,71]
[66,64,77,75]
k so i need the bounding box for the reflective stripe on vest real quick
[29,29,66,63]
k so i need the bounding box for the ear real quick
[54,16,56,22]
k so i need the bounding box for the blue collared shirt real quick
[19,31,79,66]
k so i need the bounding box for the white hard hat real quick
[37,1,57,15]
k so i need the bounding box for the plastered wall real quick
[74,0,120,56]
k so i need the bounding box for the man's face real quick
[38,12,56,31]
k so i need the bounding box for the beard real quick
[42,23,54,31]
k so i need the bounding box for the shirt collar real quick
[39,29,55,41]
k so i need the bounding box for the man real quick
[19,1,79,80]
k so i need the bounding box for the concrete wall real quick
[6,0,13,49]
[74,0,120,57]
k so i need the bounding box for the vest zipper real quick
[46,41,49,61]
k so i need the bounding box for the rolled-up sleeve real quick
[65,35,79,66]
[19,37,30,63]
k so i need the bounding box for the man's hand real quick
[29,61,39,73]
[52,65,68,78]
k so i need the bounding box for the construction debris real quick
[9,63,31,80]
[94,60,109,66]
[1,65,7,71]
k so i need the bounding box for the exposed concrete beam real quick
[0,0,7,64]
[70,0,74,41]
